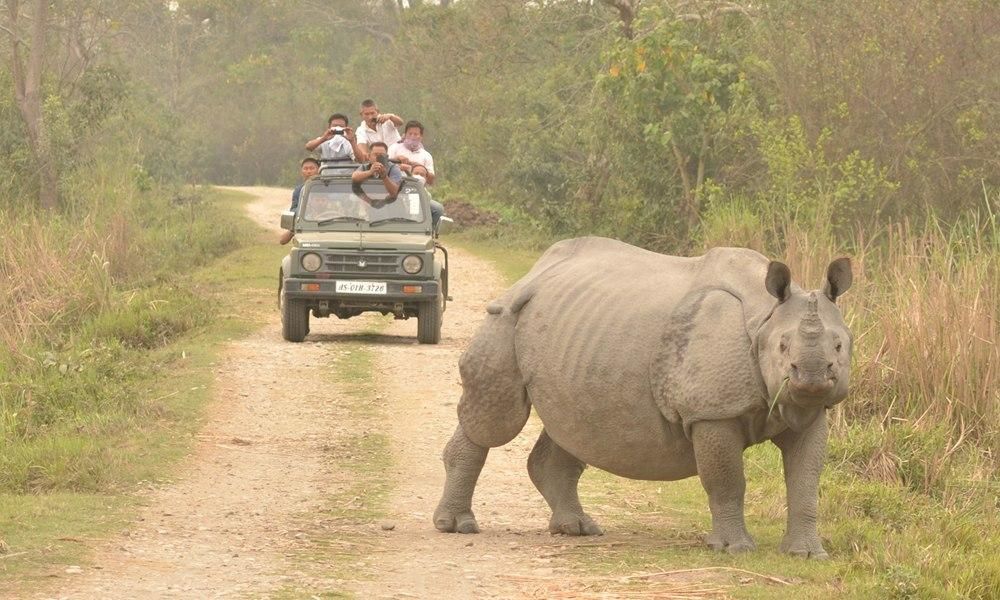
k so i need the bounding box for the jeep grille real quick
[325,253,399,274]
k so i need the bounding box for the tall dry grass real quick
[701,203,998,491]
[0,211,133,359]
[848,217,998,457]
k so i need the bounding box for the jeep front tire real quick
[417,292,443,344]
[281,292,310,342]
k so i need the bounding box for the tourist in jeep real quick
[352,142,402,197]
[389,120,436,185]
[356,99,403,162]
[279,157,321,245]
[304,113,360,161]
[411,164,430,183]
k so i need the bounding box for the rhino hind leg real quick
[433,424,488,534]
[456,311,531,448]
[435,311,531,534]
[527,429,604,536]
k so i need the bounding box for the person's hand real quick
[399,163,413,174]
[343,127,356,142]
[376,113,394,124]
[321,128,335,141]
[371,162,386,177]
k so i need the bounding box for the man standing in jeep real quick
[355,99,403,162]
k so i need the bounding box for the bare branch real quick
[600,0,639,39]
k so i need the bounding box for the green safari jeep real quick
[278,168,449,344]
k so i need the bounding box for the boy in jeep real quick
[279,157,320,245]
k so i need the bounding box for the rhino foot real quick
[705,530,757,554]
[433,508,480,534]
[548,512,604,536]
[780,534,829,559]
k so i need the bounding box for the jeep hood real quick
[295,230,434,251]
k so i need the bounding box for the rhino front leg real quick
[692,420,756,553]
[771,411,830,559]
[434,424,488,534]
[527,429,603,536]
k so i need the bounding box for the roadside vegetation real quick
[0,182,263,583]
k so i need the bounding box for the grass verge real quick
[0,187,279,590]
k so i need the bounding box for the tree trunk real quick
[601,0,638,39]
[8,0,58,210]
[670,139,698,227]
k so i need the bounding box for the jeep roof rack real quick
[318,158,359,176]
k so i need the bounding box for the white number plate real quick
[335,281,387,294]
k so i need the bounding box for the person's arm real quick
[381,175,400,197]
[305,129,333,152]
[354,126,370,162]
[424,154,436,185]
[381,166,401,197]
[352,167,371,183]
[353,161,384,183]
[389,145,412,172]
[357,143,370,163]
[344,127,362,160]
[378,112,404,127]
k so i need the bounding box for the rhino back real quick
[509,239,775,480]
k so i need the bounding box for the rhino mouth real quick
[788,378,836,401]
[786,362,838,402]
[772,375,838,431]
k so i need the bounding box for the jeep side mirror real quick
[280,211,295,231]
[437,215,454,236]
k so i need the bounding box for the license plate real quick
[335,280,387,294]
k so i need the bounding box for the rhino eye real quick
[835,342,843,352]
[779,341,788,353]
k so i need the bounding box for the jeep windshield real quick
[300,181,426,225]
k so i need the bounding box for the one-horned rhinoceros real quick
[433,237,853,558]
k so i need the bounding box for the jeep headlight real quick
[402,255,423,274]
[301,252,323,272]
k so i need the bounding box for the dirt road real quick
[32,187,587,599]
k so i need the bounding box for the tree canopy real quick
[1,0,997,246]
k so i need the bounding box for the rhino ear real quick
[823,257,852,302]
[765,261,792,302]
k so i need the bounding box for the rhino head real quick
[756,258,853,430]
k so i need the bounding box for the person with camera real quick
[355,99,403,162]
[352,142,402,197]
[305,113,360,160]
[389,120,436,185]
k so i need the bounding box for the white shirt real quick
[318,135,353,160]
[388,142,435,174]
[356,119,401,147]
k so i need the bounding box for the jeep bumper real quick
[282,277,440,302]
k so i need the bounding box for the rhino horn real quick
[798,293,824,339]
